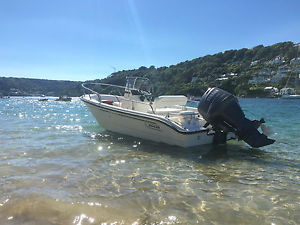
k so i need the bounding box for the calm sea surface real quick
[0,97,299,225]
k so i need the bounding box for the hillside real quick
[1,41,299,97]
[0,77,82,96]
[99,41,300,97]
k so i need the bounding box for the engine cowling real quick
[198,87,275,148]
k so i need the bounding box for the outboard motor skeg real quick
[198,87,275,148]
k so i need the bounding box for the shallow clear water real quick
[0,97,299,225]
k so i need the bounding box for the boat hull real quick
[82,99,214,148]
[281,95,300,99]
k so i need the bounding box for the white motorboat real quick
[280,87,300,99]
[81,77,275,148]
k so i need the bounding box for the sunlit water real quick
[0,97,299,225]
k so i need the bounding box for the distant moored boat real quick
[38,98,49,101]
[55,96,72,101]
[280,87,300,99]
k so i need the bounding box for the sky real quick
[0,0,300,81]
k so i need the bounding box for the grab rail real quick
[82,82,126,102]
[81,82,154,113]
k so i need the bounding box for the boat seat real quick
[154,107,183,115]
[153,95,187,109]
[179,111,198,116]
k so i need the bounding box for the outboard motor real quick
[198,87,275,148]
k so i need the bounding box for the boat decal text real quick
[145,121,161,131]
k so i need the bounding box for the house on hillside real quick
[278,65,289,73]
[291,67,300,73]
[9,88,21,96]
[290,58,300,73]
[271,65,289,82]
[264,86,279,97]
[216,77,229,81]
[250,60,259,66]
[294,43,300,48]
[248,70,271,84]
[258,70,271,76]
[216,73,237,81]
[290,58,300,65]
[265,56,285,65]
[264,87,278,93]
[249,76,270,84]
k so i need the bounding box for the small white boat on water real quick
[81,77,275,148]
[280,88,300,99]
[55,95,72,101]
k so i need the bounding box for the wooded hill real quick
[1,41,299,97]
[99,41,299,97]
[0,77,82,96]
